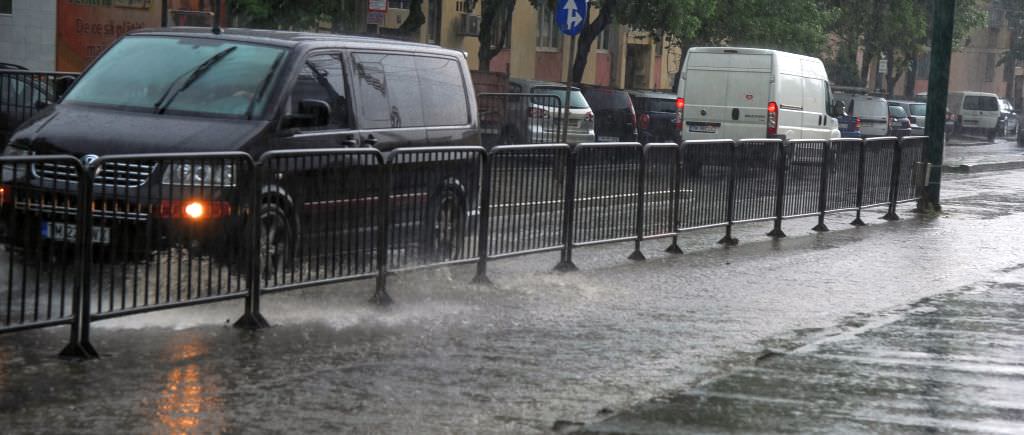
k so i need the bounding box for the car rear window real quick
[532,87,589,109]
[888,106,907,118]
[581,88,632,111]
[963,95,999,111]
[850,99,887,118]
[640,98,678,113]
[909,104,926,116]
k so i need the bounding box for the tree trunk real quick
[571,1,614,84]
[903,54,917,98]
[478,0,516,73]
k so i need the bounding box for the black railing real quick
[0,136,928,357]
[0,70,78,141]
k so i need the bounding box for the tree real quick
[530,0,705,83]
[229,0,368,33]
[478,0,518,72]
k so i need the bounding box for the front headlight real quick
[161,162,236,187]
[1,146,33,183]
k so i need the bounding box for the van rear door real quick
[682,52,771,141]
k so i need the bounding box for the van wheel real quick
[258,200,298,280]
[987,128,998,143]
[423,187,465,262]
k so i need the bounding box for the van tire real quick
[258,199,298,280]
[987,128,998,143]
[422,184,466,262]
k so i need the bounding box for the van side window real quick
[291,54,349,129]
[416,56,470,126]
[353,52,426,129]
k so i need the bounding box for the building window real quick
[985,52,996,83]
[596,28,611,51]
[0,0,12,14]
[536,4,561,49]
[389,0,411,9]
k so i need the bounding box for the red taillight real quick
[767,101,779,136]
[855,117,862,128]
[0,186,8,205]
[673,114,683,131]
[527,107,548,119]
[676,98,685,111]
[639,113,650,130]
[585,111,594,122]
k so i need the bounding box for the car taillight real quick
[585,111,594,122]
[527,107,548,119]
[0,185,8,205]
[767,101,778,136]
[676,98,685,111]
[855,117,861,129]
[639,113,651,130]
[673,113,683,131]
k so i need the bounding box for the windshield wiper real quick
[153,46,237,114]
[244,51,284,120]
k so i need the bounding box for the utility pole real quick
[920,0,956,212]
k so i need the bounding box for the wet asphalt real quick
[2,140,1024,433]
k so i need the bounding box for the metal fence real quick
[0,70,77,141]
[0,136,928,357]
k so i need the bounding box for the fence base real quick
[665,237,684,254]
[812,222,830,232]
[628,250,646,261]
[471,273,493,286]
[767,222,786,239]
[717,236,739,246]
[233,312,271,330]
[554,260,579,272]
[59,341,99,360]
[371,289,394,306]
[882,211,900,221]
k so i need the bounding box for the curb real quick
[943,161,1024,173]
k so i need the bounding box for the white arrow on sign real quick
[564,0,583,30]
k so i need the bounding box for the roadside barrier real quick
[0,136,927,357]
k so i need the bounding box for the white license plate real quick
[41,222,111,244]
[597,136,619,142]
[688,124,718,133]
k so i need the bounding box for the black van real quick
[2,28,481,271]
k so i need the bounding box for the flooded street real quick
[2,168,1024,433]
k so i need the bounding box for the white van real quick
[948,91,1001,140]
[677,47,841,142]
[836,93,890,137]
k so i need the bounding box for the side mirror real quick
[282,99,331,130]
[830,100,846,117]
[52,75,76,99]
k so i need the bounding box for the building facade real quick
[0,0,57,70]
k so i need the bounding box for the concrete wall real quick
[0,0,57,70]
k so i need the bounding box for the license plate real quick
[41,221,111,244]
[839,123,849,129]
[597,136,619,142]
[688,124,718,133]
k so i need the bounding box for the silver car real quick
[510,78,596,145]
[999,98,1019,136]
[888,100,927,136]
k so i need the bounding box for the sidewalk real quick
[583,274,1024,434]
[943,136,1024,173]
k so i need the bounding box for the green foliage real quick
[229,0,367,33]
[688,0,835,56]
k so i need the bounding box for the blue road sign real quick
[556,0,588,36]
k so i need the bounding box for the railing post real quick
[812,141,832,232]
[882,140,902,221]
[472,151,493,284]
[665,142,683,254]
[629,144,646,261]
[60,160,98,359]
[554,146,578,272]
[718,141,739,246]
[234,159,270,330]
[373,157,394,305]
[767,140,788,238]
[851,140,867,226]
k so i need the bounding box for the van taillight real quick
[676,98,685,111]
[767,101,779,136]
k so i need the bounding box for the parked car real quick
[507,78,595,145]
[0,68,58,145]
[627,90,682,144]
[837,113,862,138]
[887,105,912,137]
[579,85,638,142]
[836,93,889,138]
[888,100,926,136]
[999,98,1019,136]
[677,47,841,142]
[3,28,482,270]
[948,91,1001,141]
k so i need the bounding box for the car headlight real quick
[162,162,236,187]
[1,146,33,182]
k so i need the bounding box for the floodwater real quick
[2,169,1024,433]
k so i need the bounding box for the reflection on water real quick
[155,340,224,434]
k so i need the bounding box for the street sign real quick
[556,0,587,36]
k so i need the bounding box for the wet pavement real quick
[2,167,1024,433]
[944,136,1024,171]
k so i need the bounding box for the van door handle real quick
[339,136,358,147]
[819,115,823,125]
[362,135,378,147]
[732,108,740,120]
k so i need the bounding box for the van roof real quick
[685,46,828,80]
[948,91,1000,98]
[129,26,465,58]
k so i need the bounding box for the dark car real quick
[628,90,682,144]
[0,68,58,144]
[2,28,481,271]
[579,85,638,143]
[887,105,912,137]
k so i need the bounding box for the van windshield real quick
[963,95,999,111]
[64,35,287,118]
